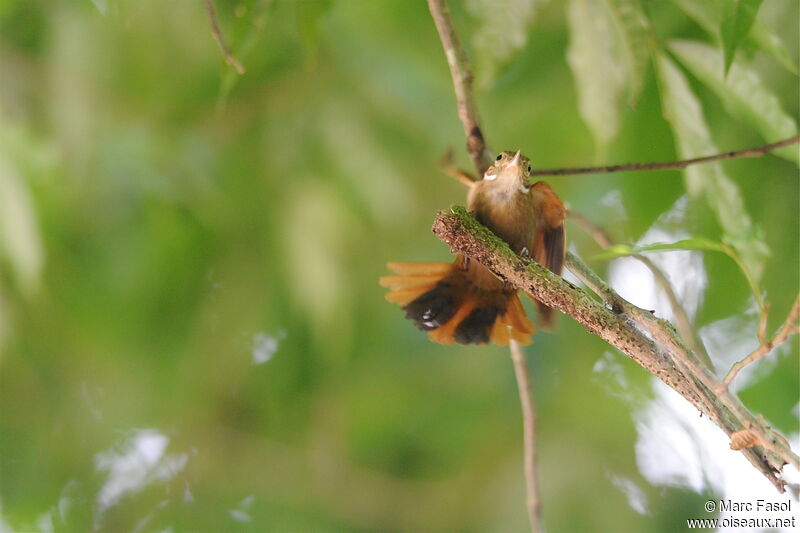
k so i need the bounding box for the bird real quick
[380,150,566,345]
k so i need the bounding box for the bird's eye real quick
[496,154,502,161]
[527,165,532,173]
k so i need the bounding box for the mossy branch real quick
[567,211,712,368]
[432,206,799,493]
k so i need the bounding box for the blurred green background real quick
[0,1,797,532]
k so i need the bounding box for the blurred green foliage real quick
[0,0,797,531]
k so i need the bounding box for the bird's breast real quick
[468,183,535,253]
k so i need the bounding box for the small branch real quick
[568,211,713,369]
[427,0,492,175]
[723,294,800,387]
[757,303,771,346]
[426,0,797,509]
[564,253,720,408]
[204,0,246,74]
[432,206,799,492]
[531,135,800,177]
[509,340,542,533]
[567,211,614,248]
[427,1,542,526]
[565,251,797,487]
[440,148,478,188]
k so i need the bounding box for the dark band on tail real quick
[404,284,506,345]
[403,282,460,330]
[454,307,499,344]
[381,261,535,345]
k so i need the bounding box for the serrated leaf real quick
[672,0,799,75]
[670,40,798,163]
[566,0,627,153]
[605,0,652,106]
[594,237,728,260]
[720,0,763,75]
[655,52,769,280]
[466,0,547,87]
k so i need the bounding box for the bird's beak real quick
[508,150,522,169]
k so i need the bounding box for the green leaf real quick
[604,0,652,106]
[749,23,800,76]
[672,0,798,75]
[466,0,547,87]
[593,237,728,260]
[748,21,800,75]
[721,0,763,74]
[719,0,738,73]
[720,0,763,75]
[671,0,718,35]
[566,0,628,154]
[670,40,798,163]
[655,52,769,280]
[0,153,44,296]
[593,236,765,311]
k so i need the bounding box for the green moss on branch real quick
[431,206,798,493]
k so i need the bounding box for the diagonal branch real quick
[432,206,799,493]
[440,148,479,187]
[723,294,800,387]
[428,0,797,510]
[531,135,800,176]
[427,0,492,175]
[561,251,797,487]
[567,211,713,369]
[204,0,246,74]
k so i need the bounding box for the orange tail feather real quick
[380,261,535,346]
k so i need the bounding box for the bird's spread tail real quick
[380,261,535,345]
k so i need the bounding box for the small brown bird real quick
[380,151,566,345]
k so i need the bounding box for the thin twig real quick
[440,148,478,188]
[757,303,771,346]
[432,206,800,492]
[509,340,542,533]
[427,2,542,526]
[567,211,713,369]
[567,211,614,248]
[531,135,800,176]
[723,294,800,387]
[204,0,246,74]
[427,0,492,175]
